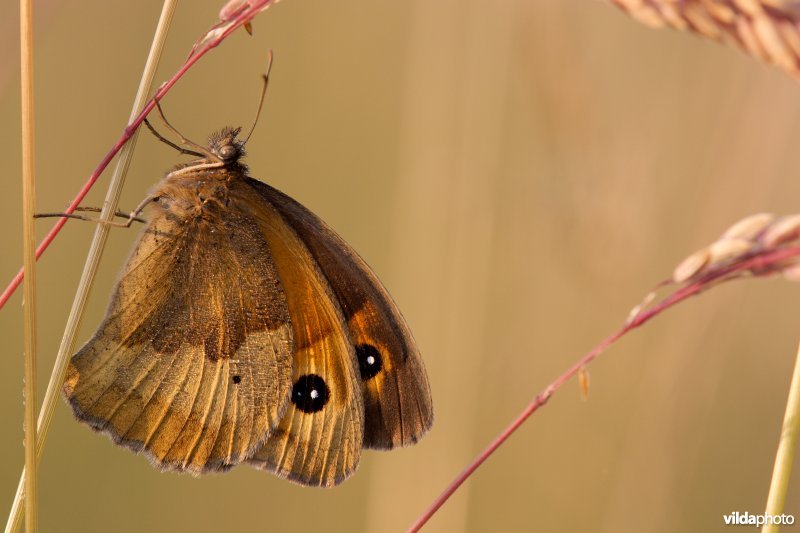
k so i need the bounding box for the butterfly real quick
[62,116,433,487]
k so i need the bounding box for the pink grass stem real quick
[407,246,800,532]
[0,0,276,311]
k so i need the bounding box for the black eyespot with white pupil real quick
[356,344,383,380]
[291,374,330,413]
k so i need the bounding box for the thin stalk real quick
[4,2,177,530]
[408,246,800,532]
[19,0,37,531]
[762,342,800,533]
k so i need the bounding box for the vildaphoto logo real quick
[723,511,795,527]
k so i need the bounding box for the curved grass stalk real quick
[409,242,800,531]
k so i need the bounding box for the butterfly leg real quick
[34,209,146,226]
[149,99,218,162]
[35,195,156,228]
[143,118,206,158]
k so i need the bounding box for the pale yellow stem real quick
[4,2,177,531]
[762,341,800,533]
[20,0,37,531]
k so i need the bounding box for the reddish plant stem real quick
[0,0,275,311]
[407,246,800,532]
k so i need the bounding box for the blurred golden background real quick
[2,1,800,531]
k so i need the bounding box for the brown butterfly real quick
[62,86,432,487]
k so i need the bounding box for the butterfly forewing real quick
[64,175,294,472]
[236,183,365,487]
[247,179,433,450]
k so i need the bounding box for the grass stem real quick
[408,245,800,531]
[19,0,37,530]
[4,1,177,530]
[762,342,800,533]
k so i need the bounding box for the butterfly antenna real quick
[152,99,220,161]
[242,49,274,145]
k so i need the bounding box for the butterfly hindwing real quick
[64,182,294,473]
[248,179,433,450]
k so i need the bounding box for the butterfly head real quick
[208,127,246,165]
